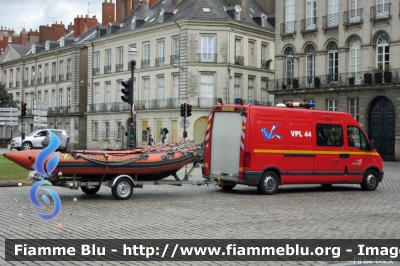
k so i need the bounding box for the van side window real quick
[316,124,343,147]
[347,126,368,150]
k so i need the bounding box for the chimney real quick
[171,0,182,7]
[149,0,159,9]
[68,22,74,33]
[133,0,141,10]
[116,0,122,23]
[102,0,115,26]
[20,28,28,45]
[39,24,52,45]
[28,29,39,45]
[52,21,65,41]
[74,15,99,37]
[125,0,132,17]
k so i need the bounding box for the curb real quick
[0,181,33,187]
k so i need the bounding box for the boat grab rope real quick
[69,140,202,166]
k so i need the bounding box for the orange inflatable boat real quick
[4,140,202,182]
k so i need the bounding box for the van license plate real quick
[222,107,235,111]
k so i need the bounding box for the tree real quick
[0,82,18,107]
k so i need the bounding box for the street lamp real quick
[128,47,138,149]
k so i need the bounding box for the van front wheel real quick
[361,169,379,191]
[257,171,279,195]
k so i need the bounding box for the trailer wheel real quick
[81,186,101,195]
[257,171,279,195]
[112,177,133,200]
[360,169,379,191]
[219,183,236,190]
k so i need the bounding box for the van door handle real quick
[339,154,349,158]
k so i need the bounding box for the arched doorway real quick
[194,117,208,144]
[369,96,395,161]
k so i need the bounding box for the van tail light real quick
[243,152,251,168]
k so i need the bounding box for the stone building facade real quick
[270,0,399,160]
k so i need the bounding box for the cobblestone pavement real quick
[1,165,400,266]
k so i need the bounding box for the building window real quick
[285,0,295,34]
[143,43,150,68]
[117,121,122,140]
[235,5,242,20]
[144,77,150,109]
[67,88,71,107]
[157,40,165,67]
[106,50,111,72]
[349,37,361,84]
[234,38,241,65]
[94,84,100,111]
[316,124,343,146]
[65,123,70,135]
[234,75,241,99]
[118,48,123,66]
[261,79,267,104]
[200,74,214,107]
[326,99,337,111]
[376,34,389,71]
[59,88,63,107]
[305,44,315,86]
[158,76,165,108]
[105,122,110,140]
[52,89,56,108]
[306,0,316,30]
[201,36,215,62]
[44,90,49,104]
[248,78,254,104]
[327,41,338,84]
[284,47,294,88]
[348,98,359,121]
[95,53,100,73]
[173,75,180,102]
[106,83,111,110]
[328,0,339,27]
[173,37,180,63]
[38,91,42,101]
[93,122,98,140]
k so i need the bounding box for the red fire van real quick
[202,100,384,195]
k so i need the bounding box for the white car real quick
[11,129,67,151]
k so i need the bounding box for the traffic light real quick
[183,131,187,138]
[121,80,132,105]
[21,102,27,117]
[180,103,186,117]
[186,104,192,117]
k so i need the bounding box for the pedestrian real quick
[160,128,167,144]
[148,134,154,146]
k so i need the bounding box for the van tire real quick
[361,169,379,191]
[257,171,279,195]
[219,183,236,190]
[321,184,332,187]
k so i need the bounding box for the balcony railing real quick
[59,74,64,81]
[51,75,57,82]
[199,53,217,63]
[323,13,339,31]
[280,21,296,36]
[155,57,165,67]
[261,59,272,70]
[16,81,20,87]
[151,99,166,109]
[37,77,42,84]
[141,59,150,69]
[31,78,35,85]
[371,3,391,22]
[9,82,13,88]
[137,100,150,110]
[93,68,100,76]
[171,55,180,64]
[104,65,111,74]
[301,17,318,33]
[66,72,72,80]
[115,64,124,72]
[44,76,49,83]
[234,56,244,66]
[47,106,72,114]
[198,97,217,108]
[267,68,400,91]
[87,102,131,113]
[344,8,363,27]
[166,98,180,108]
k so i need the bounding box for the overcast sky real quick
[0,0,102,33]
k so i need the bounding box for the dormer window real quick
[235,5,241,20]
[45,41,50,51]
[261,14,267,27]
[159,10,164,22]
[131,19,136,29]
[32,44,36,54]
[60,37,65,47]
[108,24,112,35]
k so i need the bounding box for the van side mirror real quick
[369,140,375,151]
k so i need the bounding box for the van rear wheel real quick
[257,171,279,195]
[361,169,379,191]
